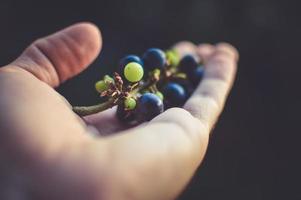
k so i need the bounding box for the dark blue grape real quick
[178,55,199,74]
[162,82,187,108]
[171,78,194,98]
[142,48,166,70]
[119,55,143,69]
[191,65,205,86]
[116,104,136,123]
[136,93,164,122]
[119,55,143,78]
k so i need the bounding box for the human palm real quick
[0,23,238,200]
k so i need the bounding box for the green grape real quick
[174,72,187,79]
[124,97,137,110]
[155,91,164,100]
[124,62,144,82]
[166,50,180,67]
[140,89,150,94]
[103,75,114,83]
[95,75,114,93]
[95,80,108,93]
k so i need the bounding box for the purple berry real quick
[142,48,166,70]
[178,55,199,75]
[162,82,187,108]
[136,93,164,122]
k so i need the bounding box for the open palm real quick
[0,23,238,200]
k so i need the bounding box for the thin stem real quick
[130,80,155,95]
[73,98,117,116]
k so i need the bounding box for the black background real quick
[0,0,300,199]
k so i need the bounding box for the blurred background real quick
[0,0,300,199]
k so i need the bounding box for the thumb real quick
[11,22,102,87]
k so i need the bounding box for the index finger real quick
[184,43,239,130]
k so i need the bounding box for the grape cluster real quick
[89,48,204,123]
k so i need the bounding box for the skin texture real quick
[0,23,238,200]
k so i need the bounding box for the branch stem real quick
[73,99,117,116]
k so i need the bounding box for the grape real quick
[124,97,137,110]
[165,50,180,67]
[95,80,108,93]
[142,48,166,70]
[191,66,204,86]
[178,55,199,74]
[155,91,164,100]
[124,62,144,82]
[136,93,164,122]
[119,55,143,70]
[172,78,194,98]
[95,75,114,93]
[162,82,187,107]
[116,104,136,123]
[103,75,114,83]
[140,89,150,94]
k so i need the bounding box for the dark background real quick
[0,0,300,199]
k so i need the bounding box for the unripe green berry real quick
[155,91,164,100]
[124,62,144,82]
[124,97,137,110]
[104,75,114,83]
[140,89,150,94]
[166,50,180,67]
[95,80,108,93]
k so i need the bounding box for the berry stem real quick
[73,98,117,116]
[72,80,156,116]
[130,80,154,95]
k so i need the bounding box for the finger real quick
[172,41,197,57]
[215,42,239,61]
[184,43,239,129]
[11,22,102,87]
[197,43,215,62]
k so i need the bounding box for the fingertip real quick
[12,22,103,87]
[173,41,197,57]
[206,51,237,83]
[197,43,215,62]
[64,22,102,62]
[215,42,239,61]
[203,43,239,83]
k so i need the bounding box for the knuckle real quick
[173,41,197,56]
[210,52,234,67]
[31,38,46,47]
[207,56,236,82]
[203,95,221,113]
[162,107,194,122]
[215,42,239,61]
[191,93,221,114]
[153,107,197,134]
[198,43,214,49]
[175,41,196,48]
[197,43,214,60]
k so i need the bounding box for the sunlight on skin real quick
[0,23,238,200]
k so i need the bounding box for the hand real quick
[0,23,238,200]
